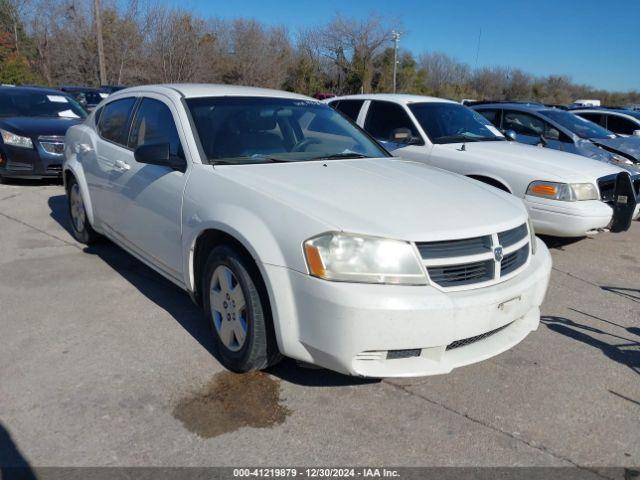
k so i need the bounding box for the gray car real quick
[471,102,640,169]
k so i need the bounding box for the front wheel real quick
[67,177,100,244]
[202,245,281,372]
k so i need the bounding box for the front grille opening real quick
[386,349,421,360]
[598,174,617,203]
[500,245,529,276]
[428,260,494,287]
[498,224,528,247]
[416,235,492,259]
[446,322,513,351]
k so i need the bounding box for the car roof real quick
[573,108,640,119]
[60,86,103,92]
[329,93,457,105]
[0,85,67,95]
[111,83,313,101]
[472,102,548,112]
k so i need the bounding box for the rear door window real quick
[97,97,137,146]
[364,101,420,142]
[333,100,364,122]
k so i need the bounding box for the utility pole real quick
[391,31,401,93]
[94,0,107,85]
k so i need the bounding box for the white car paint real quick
[64,84,551,377]
[329,94,633,237]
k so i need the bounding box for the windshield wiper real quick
[310,152,371,160]
[433,134,481,143]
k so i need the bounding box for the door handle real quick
[113,159,130,172]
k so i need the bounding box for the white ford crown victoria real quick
[64,84,551,377]
[328,94,640,237]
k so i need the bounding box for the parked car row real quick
[1,82,637,379]
[327,94,640,237]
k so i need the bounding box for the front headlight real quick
[526,181,598,201]
[0,129,33,149]
[304,232,427,285]
[527,218,537,255]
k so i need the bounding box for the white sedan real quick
[328,94,640,237]
[64,84,551,377]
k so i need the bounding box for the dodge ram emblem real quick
[494,246,504,262]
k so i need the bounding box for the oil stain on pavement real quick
[173,371,291,438]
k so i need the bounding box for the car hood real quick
[434,140,622,182]
[216,157,528,242]
[589,136,640,162]
[0,116,83,138]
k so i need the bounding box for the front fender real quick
[63,151,96,229]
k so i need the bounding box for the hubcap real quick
[69,184,86,233]
[209,265,247,352]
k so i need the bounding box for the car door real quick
[362,100,426,155]
[502,110,546,146]
[86,97,137,230]
[108,95,189,282]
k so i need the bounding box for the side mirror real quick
[392,128,421,145]
[633,130,640,137]
[134,143,185,171]
[504,129,517,141]
[538,134,548,146]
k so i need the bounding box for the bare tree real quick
[316,14,394,94]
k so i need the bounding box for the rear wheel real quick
[202,245,281,372]
[67,177,99,244]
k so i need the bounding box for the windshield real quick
[542,110,614,140]
[0,90,87,119]
[408,102,505,144]
[186,97,389,164]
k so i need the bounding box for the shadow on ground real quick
[0,422,36,479]
[601,286,640,304]
[47,194,372,387]
[541,311,639,376]
[538,234,586,250]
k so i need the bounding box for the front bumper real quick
[0,143,63,179]
[266,237,552,378]
[525,197,613,237]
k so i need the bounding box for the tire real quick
[67,176,100,244]
[202,245,281,372]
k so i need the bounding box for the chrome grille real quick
[417,223,530,290]
[38,135,65,156]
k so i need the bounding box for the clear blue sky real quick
[151,0,640,92]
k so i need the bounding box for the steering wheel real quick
[292,138,321,152]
